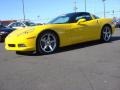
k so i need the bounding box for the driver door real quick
[69,14,101,44]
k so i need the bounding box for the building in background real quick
[0,20,17,26]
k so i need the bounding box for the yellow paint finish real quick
[5,18,115,51]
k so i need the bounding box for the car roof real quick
[65,12,90,16]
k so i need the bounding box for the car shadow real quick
[111,36,120,41]
[18,36,120,56]
[55,36,120,54]
[0,41,4,43]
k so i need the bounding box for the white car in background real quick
[7,21,36,29]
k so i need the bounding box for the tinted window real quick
[16,22,24,27]
[75,14,92,22]
[10,22,24,27]
[0,24,5,28]
[10,23,16,27]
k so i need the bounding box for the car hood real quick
[6,24,63,39]
[34,23,68,32]
[35,24,59,30]
[6,27,34,37]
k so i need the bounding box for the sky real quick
[0,0,120,23]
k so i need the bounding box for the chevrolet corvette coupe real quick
[5,12,115,54]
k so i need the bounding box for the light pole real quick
[102,0,106,18]
[85,0,86,12]
[22,0,26,21]
[74,0,78,12]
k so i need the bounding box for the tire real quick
[36,31,59,54]
[16,51,24,55]
[101,26,112,42]
[119,25,120,28]
[0,36,3,42]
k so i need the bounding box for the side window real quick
[16,22,24,27]
[76,16,85,21]
[84,14,92,21]
[75,14,92,22]
[11,23,17,27]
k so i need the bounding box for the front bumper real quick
[5,37,36,51]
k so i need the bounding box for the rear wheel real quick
[101,26,112,42]
[36,31,59,54]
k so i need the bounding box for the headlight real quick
[0,31,7,34]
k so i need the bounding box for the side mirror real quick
[77,19,86,24]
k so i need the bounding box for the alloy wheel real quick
[102,26,112,42]
[39,32,57,53]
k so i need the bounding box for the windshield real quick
[0,24,6,28]
[48,15,70,24]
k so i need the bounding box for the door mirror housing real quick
[77,19,86,24]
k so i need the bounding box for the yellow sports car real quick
[5,12,115,54]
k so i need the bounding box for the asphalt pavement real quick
[0,29,120,90]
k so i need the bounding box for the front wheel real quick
[36,31,59,54]
[101,26,112,42]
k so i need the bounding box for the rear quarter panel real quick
[97,18,115,34]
